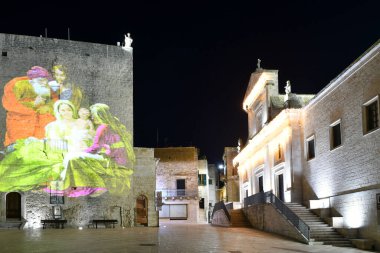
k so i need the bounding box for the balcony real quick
[156,189,198,200]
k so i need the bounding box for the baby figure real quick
[76,108,95,150]
[78,108,94,132]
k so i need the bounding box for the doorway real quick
[176,179,185,196]
[276,174,285,202]
[135,195,148,226]
[6,192,21,220]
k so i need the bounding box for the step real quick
[301,218,322,222]
[304,221,325,224]
[286,203,353,248]
[313,237,349,241]
[311,236,343,239]
[311,231,339,236]
[297,216,320,219]
[324,241,352,245]
[308,225,330,228]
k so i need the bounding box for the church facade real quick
[234,40,380,248]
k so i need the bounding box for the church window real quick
[254,167,264,193]
[243,170,248,183]
[363,96,379,134]
[330,120,342,150]
[258,176,264,192]
[274,143,283,165]
[306,135,315,160]
[255,104,263,133]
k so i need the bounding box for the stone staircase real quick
[230,209,251,228]
[286,203,352,247]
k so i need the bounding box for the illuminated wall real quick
[303,42,380,247]
[223,147,239,202]
[0,33,157,228]
[154,147,200,223]
[0,34,133,137]
[0,33,134,198]
[234,66,308,204]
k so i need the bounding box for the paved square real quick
[0,223,370,253]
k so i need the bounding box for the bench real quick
[41,219,67,229]
[90,219,118,229]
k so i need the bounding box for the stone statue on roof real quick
[237,138,242,153]
[123,33,133,50]
[285,80,291,95]
[257,59,261,69]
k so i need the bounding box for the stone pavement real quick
[0,222,374,253]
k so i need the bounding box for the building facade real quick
[155,147,200,223]
[0,33,157,228]
[234,40,380,248]
[197,159,209,223]
[234,68,313,204]
[302,41,380,247]
[207,164,218,208]
[222,147,240,202]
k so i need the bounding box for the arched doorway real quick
[6,192,21,220]
[135,195,148,226]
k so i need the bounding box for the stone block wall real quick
[0,33,133,146]
[2,190,136,229]
[244,203,308,244]
[303,42,380,248]
[155,147,198,194]
[0,33,160,229]
[330,189,380,250]
[133,147,158,227]
[155,147,199,223]
[0,149,157,229]
[223,147,239,202]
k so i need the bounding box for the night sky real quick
[1,1,379,164]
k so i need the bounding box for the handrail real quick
[156,189,198,197]
[211,201,231,221]
[244,191,310,240]
[225,202,233,211]
[244,191,270,208]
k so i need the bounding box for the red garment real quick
[2,76,57,146]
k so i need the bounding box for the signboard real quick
[156,191,163,207]
[50,195,64,205]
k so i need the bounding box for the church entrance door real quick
[6,192,21,220]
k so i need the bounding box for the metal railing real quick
[211,201,231,221]
[244,191,310,240]
[244,191,270,208]
[157,189,198,198]
[225,202,233,211]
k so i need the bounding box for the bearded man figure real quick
[2,66,58,146]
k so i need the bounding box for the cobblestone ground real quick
[0,223,373,253]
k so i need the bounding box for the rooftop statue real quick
[285,80,291,95]
[124,33,133,48]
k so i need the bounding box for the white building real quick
[234,67,313,204]
[302,41,380,247]
[198,159,209,223]
[234,40,380,249]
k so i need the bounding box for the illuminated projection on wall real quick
[0,65,135,197]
